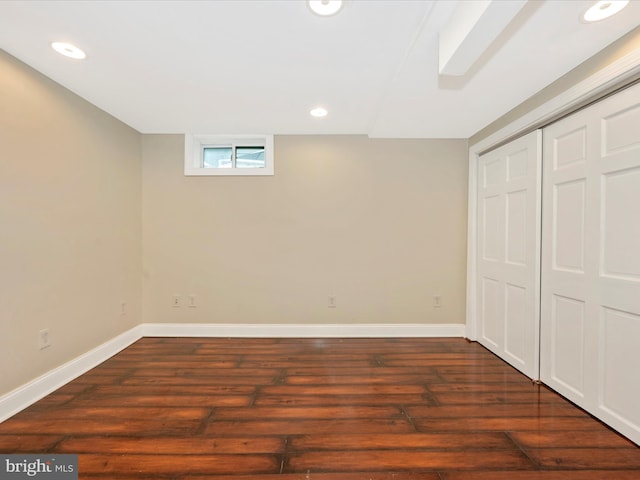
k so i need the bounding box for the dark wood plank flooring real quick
[0,337,638,479]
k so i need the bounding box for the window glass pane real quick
[203,147,232,168]
[236,146,265,168]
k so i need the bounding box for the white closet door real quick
[477,130,542,379]
[541,82,640,445]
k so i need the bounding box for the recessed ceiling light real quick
[583,0,629,22]
[310,107,328,118]
[308,0,343,17]
[51,42,86,60]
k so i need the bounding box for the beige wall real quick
[142,135,468,325]
[0,50,468,401]
[0,51,142,396]
[471,26,640,145]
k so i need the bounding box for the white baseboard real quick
[140,322,466,338]
[0,325,144,423]
[0,322,465,423]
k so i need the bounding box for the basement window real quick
[185,134,274,176]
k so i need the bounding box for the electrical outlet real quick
[433,294,442,308]
[38,329,51,350]
[172,295,183,307]
[120,301,126,316]
[188,295,197,308]
[328,295,337,308]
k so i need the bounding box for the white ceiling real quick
[1,0,639,138]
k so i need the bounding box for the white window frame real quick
[184,134,274,176]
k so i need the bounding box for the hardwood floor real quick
[0,337,638,479]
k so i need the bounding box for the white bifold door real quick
[541,82,640,445]
[477,130,542,380]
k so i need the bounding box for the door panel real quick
[477,130,542,379]
[482,195,502,261]
[481,277,501,349]
[553,180,585,272]
[506,189,527,265]
[601,307,640,428]
[550,293,585,398]
[541,82,640,445]
[505,283,527,363]
[602,167,640,280]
